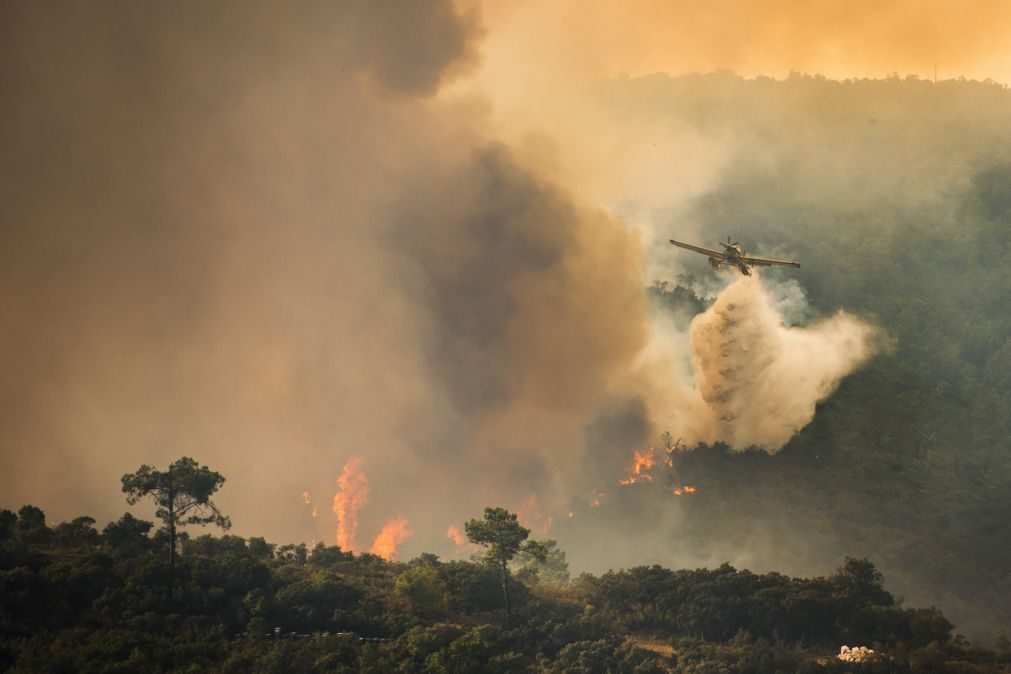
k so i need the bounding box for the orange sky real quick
[480,0,1011,85]
[461,0,1011,217]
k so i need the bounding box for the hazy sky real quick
[480,0,1011,85]
[0,1,1005,563]
[472,0,1011,213]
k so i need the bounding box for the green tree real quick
[102,512,154,555]
[513,538,570,585]
[121,457,231,592]
[16,504,46,530]
[835,557,892,608]
[395,564,449,617]
[53,516,100,549]
[0,508,16,541]
[15,505,50,545]
[464,507,544,625]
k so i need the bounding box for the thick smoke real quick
[0,0,498,540]
[684,274,877,451]
[0,1,653,552]
[0,0,878,568]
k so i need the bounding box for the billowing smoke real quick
[0,0,880,568]
[683,274,877,451]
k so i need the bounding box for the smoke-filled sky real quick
[476,0,1011,216]
[0,1,1000,564]
[479,0,1011,92]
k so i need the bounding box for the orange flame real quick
[332,457,369,554]
[619,448,656,485]
[369,516,412,560]
[517,495,553,534]
[672,485,698,496]
[567,511,574,519]
[446,525,465,548]
[311,506,318,518]
[302,490,311,505]
[684,485,697,494]
[672,488,682,496]
[446,524,482,556]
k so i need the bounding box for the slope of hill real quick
[575,72,1011,640]
[1,507,1007,672]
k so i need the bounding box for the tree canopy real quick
[122,457,230,532]
[465,508,531,567]
[465,507,546,625]
[0,501,1000,672]
[122,457,230,585]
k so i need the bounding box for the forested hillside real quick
[1,503,1007,672]
[583,72,1011,640]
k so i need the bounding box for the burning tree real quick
[121,457,230,597]
[465,507,545,625]
[661,431,682,467]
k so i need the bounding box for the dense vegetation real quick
[1,503,1008,672]
[594,72,1011,642]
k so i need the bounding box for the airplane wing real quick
[739,255,801,268]
[669,239,727,259]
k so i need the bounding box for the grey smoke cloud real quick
[0,1,653,553]
[0,0,494,541]
[0,0,876,565]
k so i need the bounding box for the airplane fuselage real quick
[670,237,798,276]
[707,245,752,275]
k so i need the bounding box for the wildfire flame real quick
[684,485,697,494]
[567,511,574,519]
[332,457,369,554]
[311,506,318,518]
[618,448,656,485]
[517,495,554,535]
[369,516,412,560]
[446,524,483,556]
[446,525,465,548]
[302,490,311,505]
[672,485,698,496]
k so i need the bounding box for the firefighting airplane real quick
[669,236,800,276]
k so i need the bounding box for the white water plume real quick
[680,273,878,451]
